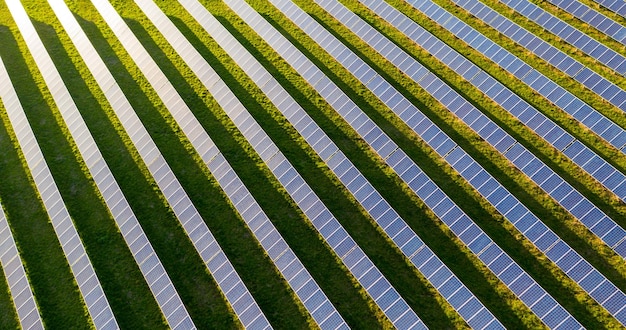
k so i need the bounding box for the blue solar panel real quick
[449,287,473,309]
[509,274,536,296]
[459,298,483,318]
[441,207,464,224]
[604,293,626,314]
[468,233,491,253]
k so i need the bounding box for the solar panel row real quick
[497,0,626,74]
[590,0,626,17]
[189,0,505,327]
[150,1,425,327]
[208,153,348,330]
[449,0,626,114]
[87,0,276,328]
[261,0,591,327]
[401,0,626,200]
[0,69,43,329]
[361,0,626,258]
[133,1,349,328]
[5,2,119,328]
[309,0,626,325]
[0,201,43,330]
[546,0,626,45]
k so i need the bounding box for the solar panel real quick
[0,178,43,329]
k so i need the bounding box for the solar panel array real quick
[263,0,618,325]
[84,0,277,328]
[181,0,507,328]
[410,0,626,153]
[221,0,590,327]
[401,0,626,197]
[357,0,626,257]
[301,0,626,324]
[449,0,626,114]
[135,0,426,327]
[4,2,119,328]
[259,0,588,324]
[131,0,349,328]
[42,1,268,329]
[1,0,625,327]
[497,0,626,74]
[44,2,204,328]
[545,0,626,45]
